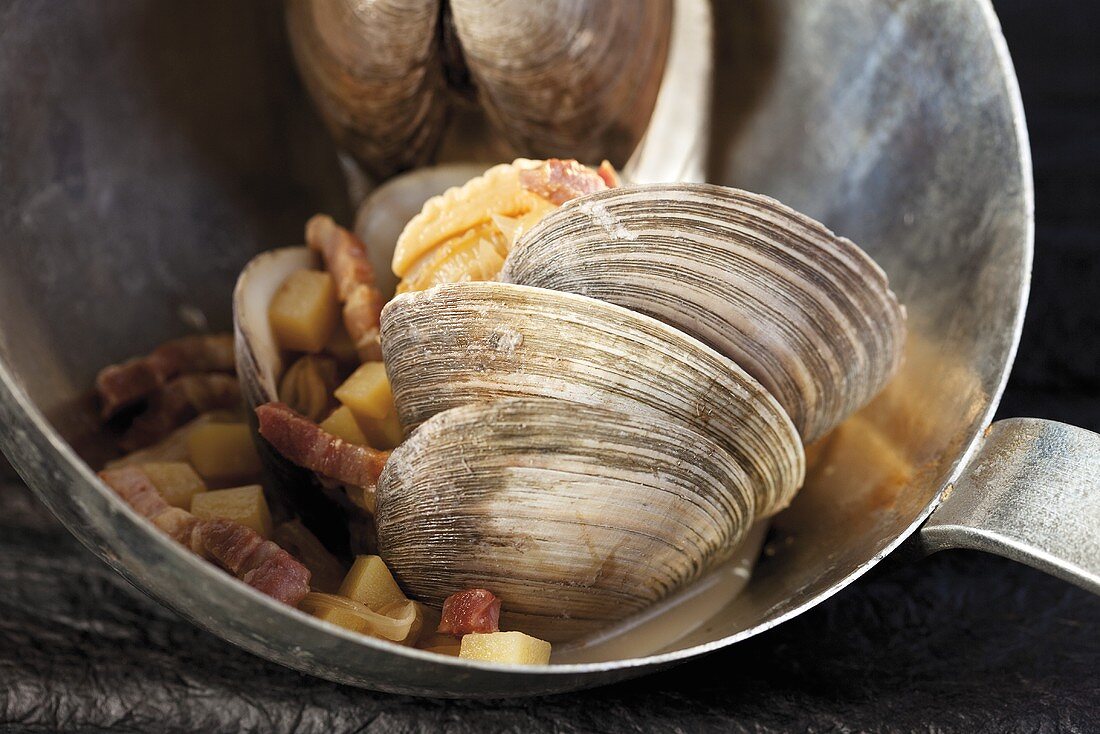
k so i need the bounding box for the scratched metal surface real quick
[0,0,1097,725]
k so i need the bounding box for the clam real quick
[377,396,756,642]
[501,184,908,443]
[287,0,712,185]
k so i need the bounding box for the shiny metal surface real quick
[0,0,1077,697]
[923,419,1100,594]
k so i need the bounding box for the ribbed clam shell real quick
[501,184,907,443]
[286,0,446,181]
[376,397,755,642]
[380,281,804,517]
[448,0,671,168]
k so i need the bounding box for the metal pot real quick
[0,0,1095,697]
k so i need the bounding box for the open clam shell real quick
[380,281,805,517]
[233,246,361,552]
[377,396,755,642]
[501,184,907,443]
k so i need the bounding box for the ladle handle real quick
[921,418,1100,595]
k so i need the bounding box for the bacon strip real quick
[519,159,616,206]
[96,334,234,419]
[305,215,385,361]
[197,520,312,605]
[437,588,501,636]
[256,402,389,491]
[98,466,311,606]
[119,373,241,452]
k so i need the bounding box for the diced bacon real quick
[256,402,389,490]
[306,215,386,361]
[197,520,312,606]
[437,588,501,636]
[119,373,241,452]
[519,158,616,206]
[98,465,311,606]
[96,334,234,419]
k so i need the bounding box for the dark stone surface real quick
[1,0,1097,732]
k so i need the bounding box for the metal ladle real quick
[0,0,1095,697]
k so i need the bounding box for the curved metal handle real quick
[922,418,1100,594]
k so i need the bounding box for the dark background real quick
[1,1,1097,731]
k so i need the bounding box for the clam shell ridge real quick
[377,396,755,642]
[380,281,804,517]
[501,183,907,443]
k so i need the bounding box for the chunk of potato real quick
[140,462,207,509]
[185,423,262,482]
[334,362,393,421]
[319,406,369,446]
[338,555,406,611]
[190,484,273,539]
[358,410,404,450]
[459,631,552,665]
[269,270,339,353]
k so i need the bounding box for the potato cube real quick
[190,484,273,539]
[334,362,393,421]
[320,406,369,446]
[459,631,552,665]
[338,555,406,611]
[358,410,404,450]
[140,462,207,508]
[268,270,339,353]
[186,423,262,482]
